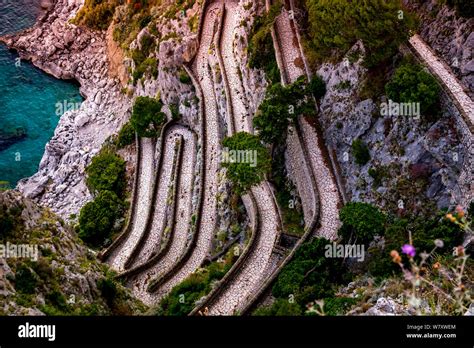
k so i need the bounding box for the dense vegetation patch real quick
[339,202,386,246]
[131,35,158,83]
[351,139,370,166]
[303,0,417,67]
[270,146,305,237]
[74,0,120,30]
[248,2,282,84]
[222,132,272,193]
[154,251,238,316]
[0,202,23,239]
[254,201,468,315]
[79,147,127,248]
[116,121,135,149]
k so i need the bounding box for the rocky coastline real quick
[0,0,132,219]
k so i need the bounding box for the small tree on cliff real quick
[131,96,166,138]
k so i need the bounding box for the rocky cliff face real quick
[404,0,474,99]
[0,190,145,315]
[318,42,472,213]
[0,0,204,220]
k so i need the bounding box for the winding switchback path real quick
[142,2,222,302]
[195,1,281,315]
[124,125,197,305]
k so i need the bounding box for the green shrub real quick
[78,190,124,247]
[0,204,16,238]
[385,61,440,116]
[86,151,126,197]
[178,69,192,84]
[253,298,302,316]
[14,264,38,294]
[45,290,70,313]
[117,122,136,148]
[156,249,235,315]
[365,212,464,278]
[351,139,370,165]
[98,276,118,306]
[158,274,207,316]
[222,132,272,193]
[131,96,166,137]
[339,202,386,245]
[308,75,327,100]
[321,297,357,315]
[169,103,180,120]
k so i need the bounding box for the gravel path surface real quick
[410,35,474,129]
[108,137,155,271]
[145,3,222,302]
[130,126,196,304]
[203,2,279,315]
[275,7,340,239]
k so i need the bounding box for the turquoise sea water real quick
[0,0,82,187]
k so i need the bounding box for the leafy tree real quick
[131,96,166,137]
[304,0,416,67]
[406,213,464,253]
[253,77,314,145]
[222,132,271,193]
[351,139,370,165]
[86,151,126,197]
[78,190,124,247]
[339,202,386,245]
[385,61,440,115]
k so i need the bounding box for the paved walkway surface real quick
[108,137,155,271]
[274,7,340,239]
[409,35,474,131]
